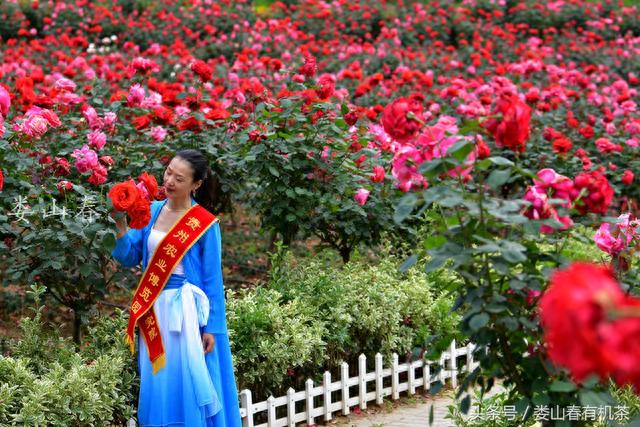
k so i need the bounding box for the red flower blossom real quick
[381,94,424,143]
[475,139,491,159]
[540,262,640,390]
[138,171,158,200]
[344,111,359,126]
[573,171,614,215]
[108,179,140,211]
[127,197,152,229]
[539,263,624,382]
[622,170,634,185]
[371,165,385,183]
[483,93,531,153]
[191,60,213,82]
[132,114,152,130]
[298,54,317,78]
[552,137,573,155]
[177,116,202,132]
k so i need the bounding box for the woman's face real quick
[162,157,201,200]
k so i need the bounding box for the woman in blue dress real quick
[111,149,242,427]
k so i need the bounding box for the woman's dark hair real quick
[175,149,220,214]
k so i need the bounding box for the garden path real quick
[333,385,505,427]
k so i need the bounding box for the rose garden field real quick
[1,0,640,425]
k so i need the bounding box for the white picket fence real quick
[239,340,478,427]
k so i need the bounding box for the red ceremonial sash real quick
[125,204,217,374]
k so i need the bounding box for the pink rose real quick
[88,130,107,150]
[354,188,370,206]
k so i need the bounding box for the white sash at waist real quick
[167,282,215,407]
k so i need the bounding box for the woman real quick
[111,149,242,427]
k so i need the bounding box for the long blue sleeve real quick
[201,222,228,334]
[112,227,144,268]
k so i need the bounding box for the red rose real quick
[371,165,385,183]
[57,180,72,194]
[177,117,202,132]
[552,137,573,155]
[108,180,140,211]
[475,139,491,159]
[539,263,623,383]
[53,157,71,176]
[88,165,108,186]
[127,197,151,229]
[579,126,595,139]
[622,170,634,185]
[316,74,335,99]
[138,171,158,200]
[154,106,174,125]
[156,186,167,200]
[132,114,152,130]
[298,54,317,78]
[483,93,531,153]
[599,305,640,391]
[191,60,213,83]
[381,94,424,143]
[344,111,359,126]
[0,169,3,192]
[573,171,614,215]
[99,156,114,167]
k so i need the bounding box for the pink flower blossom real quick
[71,145,99,174]
[19,115,49,138]
[594,223,627,255]
[594,214,638,255]
[391,146,428,192]
[54,78,76,92]
[354,188,370,206]
[82,105,103,130]
[88,130,107,150]
[104,112,117,130]
[127,84,145,107]
[0,86,11,115]
[150,126,167,143]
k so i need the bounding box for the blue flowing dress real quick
[112,199,242,427]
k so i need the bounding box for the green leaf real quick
[429,404,434,426]
[458,119,481,135]
[268,166,280,178]
[446,140,474,162]
[532,393,550,406]
[102,233,116,250]
[424,235,447,250]
[489,156,514,166]
[394,193,417,224]
[498,316,518,331]
[486,169,511,188]
[399,255,418,273]
[469,312,490,331]
[549,380,577,392]
[579,390,616,407]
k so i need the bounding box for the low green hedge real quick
[0,286,136,426]
[227,245,460,399]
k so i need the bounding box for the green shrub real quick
[269,247,460,364]
[226,287,326,398]
[0,286,137,426]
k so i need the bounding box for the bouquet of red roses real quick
[108,172,158,229]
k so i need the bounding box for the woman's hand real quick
[202,333,215,353]
[110,209,128,239]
